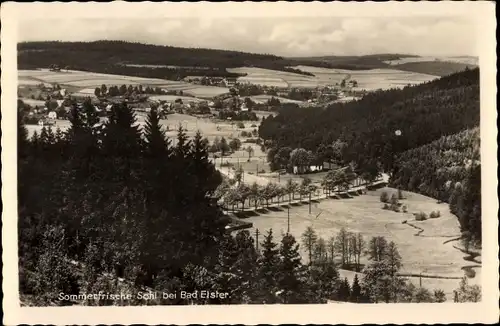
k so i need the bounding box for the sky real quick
[16,7,478,58]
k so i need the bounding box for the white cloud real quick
[18,17,477,57]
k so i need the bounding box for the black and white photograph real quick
[2,2,498,325]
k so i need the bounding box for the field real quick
[18,69,230,100]
[250,95,304,104]
[383,56,479,66]
[245,187,480,299]
[228,66,438,91]
[148,95,205,103]
[228,67,318,88]
[293,66,438,91]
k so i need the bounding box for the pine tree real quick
[349,274,362,302]
[144,108,169,157]
[336,277,351,301]
[233,230,259,302]
[278,233,304,303]
[307,260,340,302]
[211,233,242,304]
[174,124,191,158]
[256,229,280,303]
[18,112,29,159]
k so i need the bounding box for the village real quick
[18,64,365,128]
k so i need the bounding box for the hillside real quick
[259,68,480,240]
[18,41,468,81]
[288,54,477,75]
[391,128,481,242]
[287,54,419,70]
[17,41,317,79]
[393,61,478,77]
[259,68,479,154]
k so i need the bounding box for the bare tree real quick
[301,226,318,265]
[334,227,349,267]
[352,233,365,272]
[367,236,388,261]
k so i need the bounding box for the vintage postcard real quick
[2,1,498,324]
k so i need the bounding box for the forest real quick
[18,41,315,79]
[18,100,482,305]
[258,68,481,242]
[391,128,481,243]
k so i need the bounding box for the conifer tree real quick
[233,230,259,302]
[144,108,169,157]
[349,274,362,302]
[256,229,280,303]
[278,233,304,303]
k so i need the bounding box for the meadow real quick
[18,69,230,100]
[383,56,479,66]
[294,66,438,91]
[228,66,439,91]
[228,67,318,88]
[250,95,304,104]
[245,187,480,299]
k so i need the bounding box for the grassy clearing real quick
[184,86,230,98]
[250,95,304,104]
[247,187,472,279]
[228,67,317,88]
[19,69,187,87]
[290,65,438,90]
[148,95,204,103]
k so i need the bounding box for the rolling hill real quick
[287,54,477,75]
[391,61,478,77]
[18,41,474,81]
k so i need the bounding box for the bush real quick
[392,206,400,213]
[237,122,245,129]
[250,124,257,128]
[398,188,405,200]
[464,268,476,278]
[402,205,408,213]
[429,210,441,219]
[415,212,427,221]
[380,191,389,203]
[382,203,390,210]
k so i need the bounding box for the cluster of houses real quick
[182,76,238,88]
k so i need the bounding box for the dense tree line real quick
[259,68,480,241]
[16,101,362,306]
[18,41,317,79]
[18,101,226,305]
[391,128,481,242]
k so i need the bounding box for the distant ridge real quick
[18,40,474,78]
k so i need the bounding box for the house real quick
[277,89,289,97]
[38,119,55,127]
[48,111,57,119]
[222,78,237,88]
[292,164,324,175]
